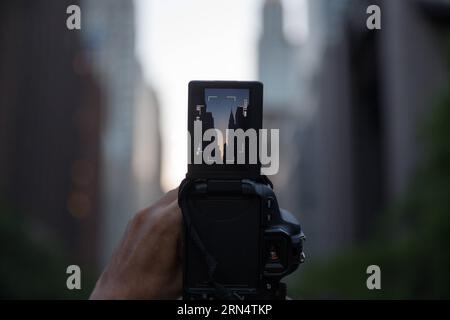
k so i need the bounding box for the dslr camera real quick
[178,81,305,300]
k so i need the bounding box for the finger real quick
[164,199,182,225]
[144,188,179,216]
[160,188,179,204]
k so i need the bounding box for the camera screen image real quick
[188,81,263,178]
[197,88,250,162]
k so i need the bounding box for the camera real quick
[179,81,305,300]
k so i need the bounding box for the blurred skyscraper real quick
[81,0,162,267]
[0,0,103,296]
[0,0,162,296]
[298,0,450,258]
[258,0,305,217]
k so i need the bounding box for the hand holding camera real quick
[91,81,305,300]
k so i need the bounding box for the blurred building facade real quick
[297,0,450,257]
[82,0,162,267]
[258,0,305,217]
[0,0,162,298]
[0,0,103,285]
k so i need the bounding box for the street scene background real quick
[1,0,450,298]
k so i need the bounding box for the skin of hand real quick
[90,188,183,299]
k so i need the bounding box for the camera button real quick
[267,197,274,209]
[300,251,306,263]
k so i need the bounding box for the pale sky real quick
[135,0,307,191]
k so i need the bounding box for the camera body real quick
[179,176,305,300]
[180,80,305,300]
